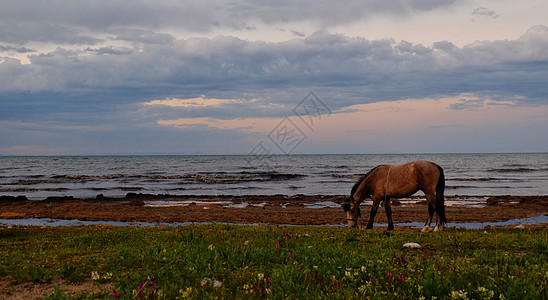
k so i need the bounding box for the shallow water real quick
[1,214,546,229]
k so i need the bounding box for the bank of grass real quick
[0,225,546,299]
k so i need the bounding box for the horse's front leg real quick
[384,198,394,231]
[366,197,382,229]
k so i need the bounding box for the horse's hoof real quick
[387,226,394,231]
[421,226,430,232]
[365,225,373,229]
[433,226,443,232]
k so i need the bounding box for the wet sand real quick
[1,194,547,228]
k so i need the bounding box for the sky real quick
[1,0,547,155]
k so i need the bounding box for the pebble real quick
[403,242,421,248]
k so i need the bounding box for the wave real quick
[331,174,364,179]
[449,177,490,182]
[5,172,306,186]
[487,167,537,173]
[0,187,68,192]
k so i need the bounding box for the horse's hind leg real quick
[366,196,382,229]
[422,192,436,232]
[384,198,394,230]
[422,203,435,232]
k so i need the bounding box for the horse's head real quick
[343,197,361,228]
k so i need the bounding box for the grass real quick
[0,225,546,299]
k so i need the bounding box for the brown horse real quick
[343,160,446,231]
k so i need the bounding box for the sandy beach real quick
[1,194,547,229]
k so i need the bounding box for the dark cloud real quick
[0,0,459,42]
[2,26,547,109]
[472,7,499,19]
[0,22,102,45]
[0,44,35,53]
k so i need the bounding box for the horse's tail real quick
[436,165,446,225]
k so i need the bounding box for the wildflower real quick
[208,244,215,251]
[213,280,222,288]
[179,287,192,298]
[91,271,100,281]
[450,290,469,299]
[112,290,119,298]
[265,288,271,294]
[258,273,264,281]
[265,276,271,284]
[283,233,288,240]
[151,280,157,287]
[289,251,294,259]
[201,277,212,286]
[275,242,280,249]
[358,285,367,294]
[387,272,393,277]
[361,266,366,273]
[244,240,249,246]
[305,273,310,281]
[345,271,351,277]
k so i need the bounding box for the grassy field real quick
[0,225,546,299]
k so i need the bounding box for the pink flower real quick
[289,251,294,259]
[265,276,271,284]
[275,242,280,249]
[387,272,393,277]
[305,273,310,281]
[398,274,404,281]
[112,290,119,298]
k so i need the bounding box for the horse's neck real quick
[354,179,372,202]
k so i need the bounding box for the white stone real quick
[403,242,421,248]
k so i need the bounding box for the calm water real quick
[0,153,547,200]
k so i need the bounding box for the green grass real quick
[0,225,546,299]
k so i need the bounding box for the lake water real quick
[1,153,547,201]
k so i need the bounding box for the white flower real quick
[213,280,222,288]
[208,244,215,251]
[257,273,264,280]
[201,277,212,286]
[450,290,469,300]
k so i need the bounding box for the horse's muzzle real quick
[347,219,358,228]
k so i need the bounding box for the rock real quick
[0,195,28,203]
[403,242,421,248]
[128,199,145,206]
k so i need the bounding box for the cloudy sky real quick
[1,0,547,155]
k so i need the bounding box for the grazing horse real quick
[343,160,446,231]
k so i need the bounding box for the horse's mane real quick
[350,166,378,197]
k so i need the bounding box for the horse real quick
[342,160,446,231]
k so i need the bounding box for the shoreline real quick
[1,194,547,229]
